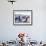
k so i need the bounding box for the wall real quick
[0,0,46,42]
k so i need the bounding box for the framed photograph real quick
[13,10,32,25]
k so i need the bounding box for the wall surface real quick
[0,0,46,42]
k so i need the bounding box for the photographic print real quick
[13,10,32,25]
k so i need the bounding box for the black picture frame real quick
[13,10,33,26]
